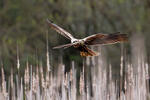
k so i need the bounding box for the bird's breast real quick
[73,43,80,48]
[73,42,84,48]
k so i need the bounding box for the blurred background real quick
[0,0,150,76]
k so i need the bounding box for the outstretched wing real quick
[47,19,74,40]
[53,43,74,49]
[77,45,99,56]
[84,32,128,45]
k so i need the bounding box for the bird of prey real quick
[47,19,128,56]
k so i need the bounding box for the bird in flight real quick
[47,19,128,56]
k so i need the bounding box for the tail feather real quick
[79,46,99,56]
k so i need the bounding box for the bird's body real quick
[47,19,128,56]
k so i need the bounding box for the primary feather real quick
[84,33,128,45]
[47,19,74,40]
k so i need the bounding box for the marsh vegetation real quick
[0,34,149,100]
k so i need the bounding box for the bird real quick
[47,19,128,57]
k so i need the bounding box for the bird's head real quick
[72,39,85,45]
[72,39,79,44]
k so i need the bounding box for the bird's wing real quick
[77,45,99,56]
[84,32,128,45]
[47,19,74,40]
[53,43,74,49]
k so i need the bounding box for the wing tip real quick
[52,43,73,49]
[52,46,64,49]
[118,34,128,42]
[52,47,58,49]
[46,18,53,24]
[52,47,66,49]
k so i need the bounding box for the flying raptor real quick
[47,19,128,56]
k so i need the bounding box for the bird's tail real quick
[80,46,99,56]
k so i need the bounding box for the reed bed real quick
[0,34,149,100]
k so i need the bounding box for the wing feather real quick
[84,32,128,45]
[47,19,74,40]
[53,43,74,49]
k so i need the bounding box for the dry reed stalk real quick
[108,64,117,100]
[1,67,7,98]
[46,30,51,72]
[17,78,23,100]
[10,69,13,89]
[79,67,85,95]
[61,65,68,100]
[36,66,39,89]
[45,71,50,89]
[9,69,17,100]
[32,73,36,94]
[46,48,51,72]
[69,68,73,83]
[64,73,68,89]
[17,44,20,70]
[40,64,45,89]
[24,62,30,92]
[70,61,77,100]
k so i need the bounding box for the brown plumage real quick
[84,33,128,45]
[80,48,98,56]
[47,19,128,57]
